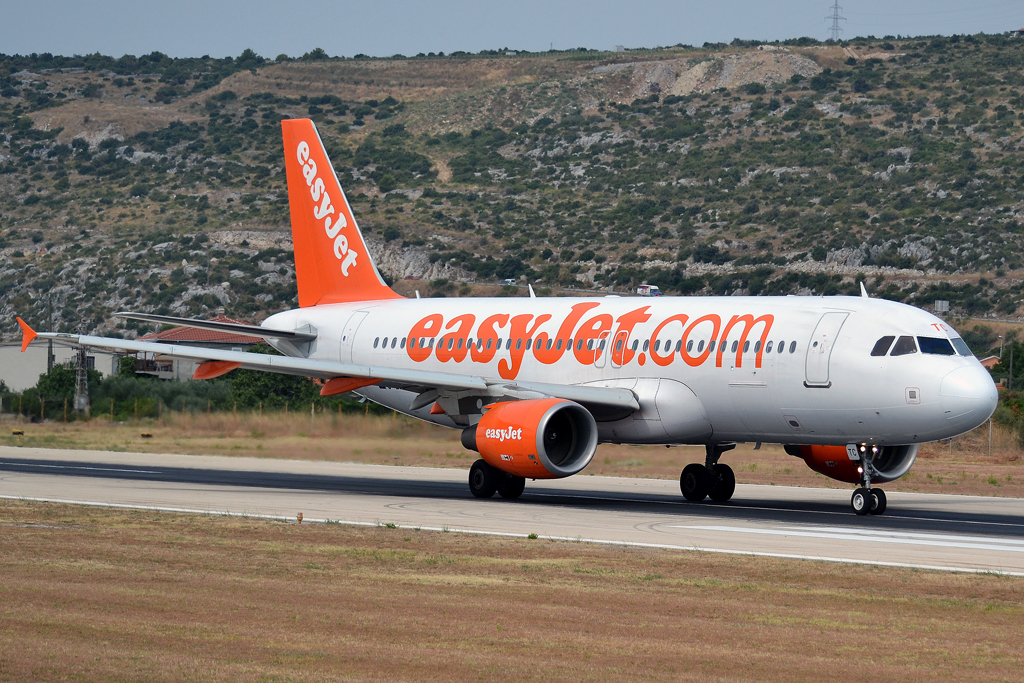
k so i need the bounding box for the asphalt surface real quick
[2,445,1024,575]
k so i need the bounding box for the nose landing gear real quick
[852,445,887,516]
[680,444,736,503]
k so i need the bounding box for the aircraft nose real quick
[940,364,998,431]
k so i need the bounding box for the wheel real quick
[869,488,887,515]
[680,463,710,502]
[851,488,871,515]
[497,474,526,500]
[708,463,736,502]
[469,459,499,498]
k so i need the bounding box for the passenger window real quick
[374,337,380,348]
[487,338,493,350]
[577,339,584,351]
[457,338,463,350]
[391,338,397,349]
[616,339,623,351]
[778,340,784,354]
[766,341,773,353]
[917,336,956,356]
[731,340,738,353]
[951,338,973,356]
[516,339,522,350]
[653,340,661,352]
[547,339,553,350]
[753,341,761,353]
[697,340,705,352]
[429,338,435,349]
[536,339,543,351]
[788,341,796,354]
[890,336,917,356]
[743,341,750,353]
[631,340,638,351]
[599,339,606,350]
[675,340,682,353]
[871,336,895,357]
[686,340,693,352]
[556,339,563,351]
[409,338,416,349]
[506,339,512,350]
[708,340,716,352]
[643,340,650,352]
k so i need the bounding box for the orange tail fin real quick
[281,119,401,307]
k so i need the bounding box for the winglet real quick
[860,281,869,299]
[16,317,37,352]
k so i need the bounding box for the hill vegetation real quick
[3,35,1024,342]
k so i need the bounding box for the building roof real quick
[138,315,263,345]
[979,355,1000,368]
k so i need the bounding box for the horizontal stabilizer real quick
[114,312,317,343]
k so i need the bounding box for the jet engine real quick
[461,398,598,479]
[785,444,918,484]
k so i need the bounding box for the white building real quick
[0,340,117,392]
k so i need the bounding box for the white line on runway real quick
[672,525,1024,553]
[4,494,1024,578]
[0,461,161,475]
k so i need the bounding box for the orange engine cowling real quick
[461,398,598,479]
[785,444,918,484]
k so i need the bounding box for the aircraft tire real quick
[469,459,499,498]
[851,488,872,515]
[869,488,887,515]
[497,474,526,500]
[680,463,710,502]
[708,464,736,502]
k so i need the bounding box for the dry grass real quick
[4,410,1024,497]
[0,499,1022,682]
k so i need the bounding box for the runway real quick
[3,445,1024,576]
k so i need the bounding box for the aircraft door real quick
[804,312,849,387]
[339,310,369,363]
[610,330,630,368]
[594,330,612,368]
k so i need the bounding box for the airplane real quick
[15,118,998,516]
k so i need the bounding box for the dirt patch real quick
[604,49,822,102]
[0,499,1022,682]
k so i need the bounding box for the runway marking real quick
[0,461,161,475]
[3,494,1024,578]
[671,525,1024,553]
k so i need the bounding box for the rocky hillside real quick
[3,35,1024,339]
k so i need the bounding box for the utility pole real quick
[826,0,846,42]
[46,295,54,373]
[74,347,89,415]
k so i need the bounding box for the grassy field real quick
[0,499,1022,682]
[1,410,1023,497]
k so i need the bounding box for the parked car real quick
[501,279,518,286]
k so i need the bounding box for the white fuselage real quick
[265,295,997,447]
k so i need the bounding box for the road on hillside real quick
[2,445,1024,575]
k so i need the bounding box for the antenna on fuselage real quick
[860,281,869,298]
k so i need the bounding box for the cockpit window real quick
[890,335,917,356]
[870,336,895,357]
[917,336,956,356]
[950,338,973,356]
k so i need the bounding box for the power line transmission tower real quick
[826,0,846,42]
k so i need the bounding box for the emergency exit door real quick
[804,312,848,387]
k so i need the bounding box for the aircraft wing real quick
[113,311,317,342]
[15,319,639,412]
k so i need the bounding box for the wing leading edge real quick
[14,321,639,412]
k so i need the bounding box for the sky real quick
[0,0,1021,59]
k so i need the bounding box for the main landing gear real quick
[469,459,525,500]
[851,446,887,516]
[680,444,736,503]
